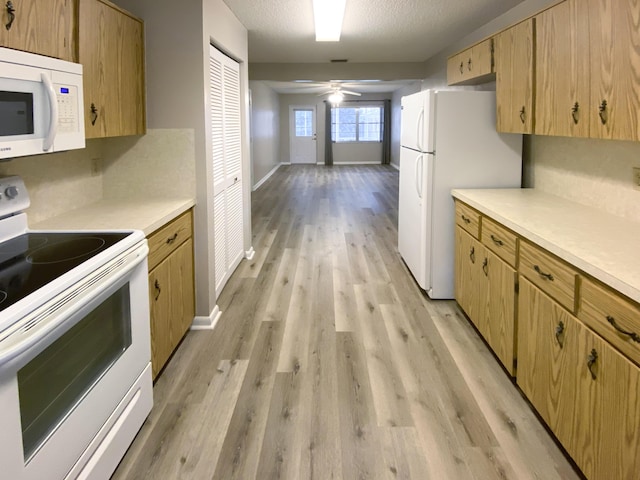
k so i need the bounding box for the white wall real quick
[118,0,250,320]
[249,81,281,187]
[279,92,393,165]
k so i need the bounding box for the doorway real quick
[289,105,317,164]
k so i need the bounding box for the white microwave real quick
[0,47,85,160]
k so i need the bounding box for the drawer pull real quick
[166,233,178,244]
[587,348,598,380]
[469,246,475,264]
[154,279,161,301]
[533,265,554,281]
[482,258,488,277]
[490,234,504,246]
[460,214,471,224]
[606,315,640,343]
[555,321,565,348]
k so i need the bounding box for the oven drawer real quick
[481,217,518,268]
[455,201,481,239]
[147,210,193,271]
[579,277,640,366]
[519,240,577,313]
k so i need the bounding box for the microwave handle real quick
[41,73,58,152]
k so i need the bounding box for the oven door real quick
[0,241,152,480]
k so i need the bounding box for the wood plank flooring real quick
[113,165,581,480]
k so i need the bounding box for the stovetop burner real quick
[0,231,132,314]
[27,237,107,265]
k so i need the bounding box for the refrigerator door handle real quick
[416,108,425,152]
[415,153,423,199]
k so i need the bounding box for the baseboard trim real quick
[252,163,283,191]
[390,162,400,171]
[333,161,384,165]
[191,305,222,330]
[245,246,255,260]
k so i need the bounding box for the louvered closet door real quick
[210,45,244,296]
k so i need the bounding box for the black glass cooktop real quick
[0,232,131,313]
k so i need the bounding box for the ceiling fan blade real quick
[341,90,362,96]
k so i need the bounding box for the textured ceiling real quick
[223,0,525,64]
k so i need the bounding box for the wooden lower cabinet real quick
[148,234,195,379]
[518,278,640,480]
[455,226,516,374]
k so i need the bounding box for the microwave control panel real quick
[55,84,80,133]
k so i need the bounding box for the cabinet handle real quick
[598,100,608,125]
[90,103,98,126]
[460,214,471,224]
[571,102,579,125]
[519,106,526,124]
[555,321,565,348]
[154,279,161,301]
[469,246,475,264]
[467,58,472,71]
[587,348,598,380]
[166,233,178,244]
[606,315,640,343]
[490,234,504,246]
[482,258,488,276]
[5,1,14,30]
[533,265,554,281]
[459,61,464,74]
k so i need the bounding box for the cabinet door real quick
[149,257,172,379]
[169,239,195,339]
[484,250,516,374]
[0,0,76,61]
[447,52,466,85]
[589,0,640,141]
[570,316,640,480]
[495,19,535,134]
[469,38,493,80]
[535,0,590,137]
[517,278,577,450]
[455,227,486,331]
[79,0,145,139]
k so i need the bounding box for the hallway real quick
[113,165,579,479]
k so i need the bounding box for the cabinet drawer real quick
[519,240,577,312]
[579,277,640,367]
[455,201,481,239]
[481,217,517,268]
[147,210,193,271]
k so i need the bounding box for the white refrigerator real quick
[398,89,522,299]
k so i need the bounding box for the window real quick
[294,109,314,137]
[331,105,383,142]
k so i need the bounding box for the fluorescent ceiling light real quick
[313,0,346,42]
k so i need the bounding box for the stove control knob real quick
[5,186,19,199]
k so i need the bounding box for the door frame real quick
[289,105,317,164]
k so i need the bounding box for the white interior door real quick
[289,106,317,164]
[210,45,244,297]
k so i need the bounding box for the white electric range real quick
[0,176,152,480]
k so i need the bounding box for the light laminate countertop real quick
[31,197,196,236]
[452,188,640,305]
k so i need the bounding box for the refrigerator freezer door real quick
[398,147,433,290]
[400,90,435,153]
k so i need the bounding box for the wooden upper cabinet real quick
[0,0,76,61]
[79,0,145,139]
[535,0,590,137]
[447,38,494,86]
[589,0,640,141]
[495,18,535,134]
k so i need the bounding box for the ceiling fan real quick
[301,81,362,102]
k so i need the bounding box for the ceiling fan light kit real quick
[313,0,346,41]
[328,91,345,104]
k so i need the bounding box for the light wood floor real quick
[113,165,581,480]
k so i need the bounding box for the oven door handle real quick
[0,243,148,370]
